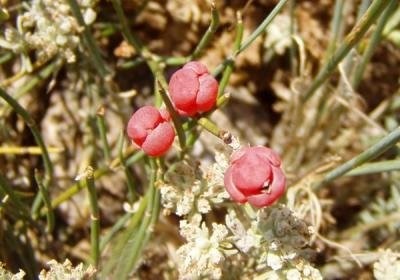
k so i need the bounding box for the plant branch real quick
[315,126,400,189]
[303,0,391,101]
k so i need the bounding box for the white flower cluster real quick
[175,205,322,279]
[0,259,95,279]
[0,0,98,70]
[39,259,96,279]
[0,262,25,280]
[255,205,323,280]
[176,214,229,280]
[373,249,400,280]
[225,209,260,253]
[160,152,230,216]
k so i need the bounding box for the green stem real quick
[110,0,186,150]
[0,173,30,218]
[325,0,346,59]
[118,133,137,202]
[218,12,244,97]
[124,150,146,166]
[1,61,59,117]
[99,212,131,252]
[345,159,400,176]
[315,126,400,189]
[40,169,106,217]
[116,159,159,277]
[237,0,290,54]
[198,117,222,138]
[0,87,53,185]
[102,189,149,277]
[159,56,187,66]
[39,150,145,216]
[303,0,390,101]
[356,0,372,21]
[383,3,400,35]
[66,0,108,76]
[34,170,54,232]
[117,57,145,69]
[351,0,397,88]
[0,52,13,65]
[85,166,100,267]
[0,8,9,22]
[190,3,219,59]
[157,82,186,150]
[96,106,111,163]
[110,0,143,52]
[213,0,290,76]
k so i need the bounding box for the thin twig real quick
[351,0,397,88]
[85,166,100,267]
[190,2,220,59]
[0,86,53,196]
[96,106,111,163]
[218,12,244,97]
[66,0,108,76]
[0,173,31,219]
[34,170,55,233]
[303,0,391,101]
[213,0,290,76]
[110,0,186,151]
[315,126,400,189]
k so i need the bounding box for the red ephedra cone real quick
[127,106,175,157]
[168,61,218,117]
[224,146,286,208]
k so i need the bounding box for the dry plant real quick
[1,0,400,279]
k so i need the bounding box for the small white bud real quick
[59,20,72,33]
[83,9,97,25]
[56,35,67,46]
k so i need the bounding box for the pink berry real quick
[127,106,175,157]
[224,146,286,208]
[168,61,218,117]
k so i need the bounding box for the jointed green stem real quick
[118,133,137,202]
[315,126,400,189]
[198,117,222,138]
[351,0,398,88]
[39,150,145,216]
[85,166,100,267]
[1,60,59,117]
[110,0,186,150]
[218,12,244,97]
[99,212,131,252]
[303,0,391,101]
[190,3,220,59]
[110,0,143,52]
[0,87,53,209]
[213,0,290,76]
[356,0,373,21]
[34,170,55,233]
[102,187,150,277]
[324,0,346,59]
[157,82,186,150]
[111,159,159,278]
[66,0,108,76]
[0,173,31,219]
[122,167,159,275]
[346,159,400,176]
[96,107,111,163]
